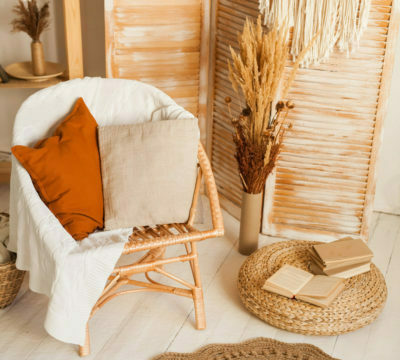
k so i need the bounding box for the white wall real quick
[0,0,105,152]
[0,1,399,213]
[0,0,61,151]
[374,32,400,215]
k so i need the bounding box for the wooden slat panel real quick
[105,0,210,141]
[209,0,259,216]
[210,0,400,241]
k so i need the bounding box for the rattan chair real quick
[10,78,224,357]
[79,141,224,356]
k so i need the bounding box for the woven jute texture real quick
[154,337,339,359]
[0,213,25,309]
[0,253,25,308]
[238,240,387,336]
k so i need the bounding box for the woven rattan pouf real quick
[238,240,387,335]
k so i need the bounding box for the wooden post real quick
[199,0,211,146]
[63,0,84,79]
[190,241,206,330]
[205,0,218,159]
[360,0,400,241]
[78,324,90,357]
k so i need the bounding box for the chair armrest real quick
[197,143,224,237]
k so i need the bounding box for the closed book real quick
[313,238,373,266]
[328,263,371,278]
[309,249,371,271]
[309,261,325,276]
[309,260,371,279]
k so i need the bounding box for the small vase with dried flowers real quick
[226,16,314,255]
[11,0,50,76]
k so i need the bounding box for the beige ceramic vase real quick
[238,191,263,256]
[31,41,46,76]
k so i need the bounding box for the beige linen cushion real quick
[98,119,199,230]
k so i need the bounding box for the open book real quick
[262,264,345,308]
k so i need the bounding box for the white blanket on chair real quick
[8,180,129,345]
[7,77,196,345]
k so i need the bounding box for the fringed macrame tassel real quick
[259,0,372,66]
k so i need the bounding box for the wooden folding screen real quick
[209,0,400,241]
[104,0,210,141]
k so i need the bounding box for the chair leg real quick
[79,324,90,357]
[140,247,166,269]
[193,286,206,329]
[156,247,166,270]
[190,242,206,330]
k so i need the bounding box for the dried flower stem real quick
[227,16,313,194]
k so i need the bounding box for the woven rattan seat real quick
[123,221,218,254]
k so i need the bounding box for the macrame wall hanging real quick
[259,0,372,66]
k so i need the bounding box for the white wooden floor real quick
[0,183,399,360]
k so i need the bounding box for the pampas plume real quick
[11,0,50,42]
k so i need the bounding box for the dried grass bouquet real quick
[11,0,50,76]
[11,0,50,42]
[227,16,313,194]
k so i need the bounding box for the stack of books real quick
[309,237,373,278]
[262,264,345,308]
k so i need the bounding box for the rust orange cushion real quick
[12,98,104,240]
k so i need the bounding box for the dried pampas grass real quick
[227,16,314,194]
[11,0,50,42]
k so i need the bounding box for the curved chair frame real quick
[79,143,224,356]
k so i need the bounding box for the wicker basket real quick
[0,253,25,308]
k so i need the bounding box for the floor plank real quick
[0,183,399,360]
[363,215,400,360]
[93,211,239,360]
[0,291,48,360]
[331,212,400,359]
